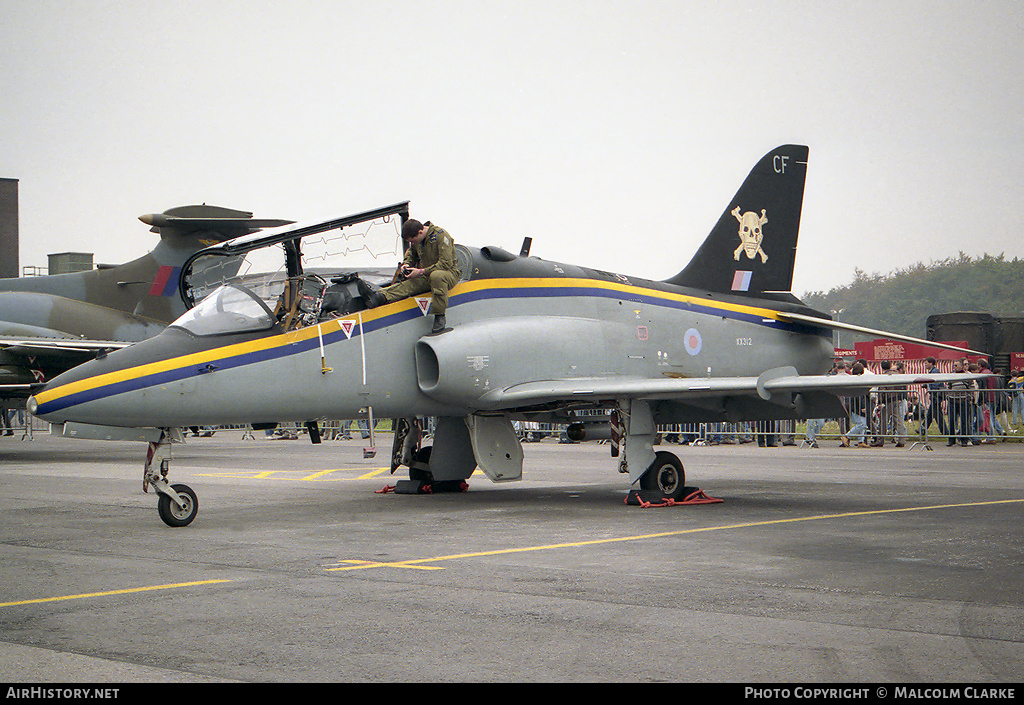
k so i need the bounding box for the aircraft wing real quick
[0,336,129,403]
[479,367,991,410]
[0,335,130,357]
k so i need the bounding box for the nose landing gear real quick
[145,429,199,527]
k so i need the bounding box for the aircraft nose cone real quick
[27,365,99,424]
[27,379,67,422]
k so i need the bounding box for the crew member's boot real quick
[431,314,447,334]
[356,279,386,308]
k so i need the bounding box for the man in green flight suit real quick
[364,218,461,334]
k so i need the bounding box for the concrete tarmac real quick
[1,430,1023,683]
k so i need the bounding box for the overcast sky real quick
[2,1,1021,295]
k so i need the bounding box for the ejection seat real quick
[273,271,385,329]
[274,274,328,330]
[319,272,376,318]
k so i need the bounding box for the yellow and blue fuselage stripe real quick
[33,277,824,416]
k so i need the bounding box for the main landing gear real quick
[615,400,689,504]
[144,429,199,527]
[388,417,471,494]
[638,451,687,502]
[387,415,524,494]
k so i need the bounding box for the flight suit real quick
[381,224,461,314]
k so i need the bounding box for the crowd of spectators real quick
[662,357,1024,448]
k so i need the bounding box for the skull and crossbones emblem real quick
[731,206,768,263]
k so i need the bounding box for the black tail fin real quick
[667,144,808,296]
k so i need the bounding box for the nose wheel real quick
[156,483,199,527]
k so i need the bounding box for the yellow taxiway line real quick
[0,580,233,608]
[325,498,1024,571]
[194,467,394,481]
[194,467,488,481]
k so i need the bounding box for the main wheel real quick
[157,483,198,527]
[639,451,686,501]
[409,446,433,482]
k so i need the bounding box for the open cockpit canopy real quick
[179,202,411,311]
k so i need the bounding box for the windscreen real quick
[171,284,276,336]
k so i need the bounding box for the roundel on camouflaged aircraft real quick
[684,328,702,356]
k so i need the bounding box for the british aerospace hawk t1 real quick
[29,145,983,526]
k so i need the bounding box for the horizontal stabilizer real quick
[139,214,295,231]
[777,312,987,356]
[138,205,295,240]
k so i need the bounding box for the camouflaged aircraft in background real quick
[30,146,985,527]
[0,205,293,407]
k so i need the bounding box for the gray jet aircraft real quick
[29,146,985,526]
[0,205,293,407]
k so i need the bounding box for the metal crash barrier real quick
[660,385,1023,449]
[1,408,47,439]
[829,384,1023,448]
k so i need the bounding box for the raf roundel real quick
[684,328,702,356]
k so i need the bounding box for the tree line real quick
[800,253,1024,342]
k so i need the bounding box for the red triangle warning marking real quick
[415,297,431,315]
[340,320,356,338]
